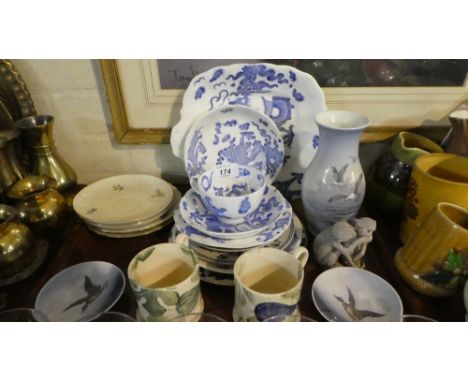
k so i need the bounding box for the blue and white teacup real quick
[190,164,266,224]
[233,247,309,322]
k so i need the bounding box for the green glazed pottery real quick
[366,131,443,213]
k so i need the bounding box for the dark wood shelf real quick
[1,187,465,322]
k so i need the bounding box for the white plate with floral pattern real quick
[73,174,174,225]
[86,189,181,237]
[171,62,326,199]
[86,188,180,232]
[179,186,290,239]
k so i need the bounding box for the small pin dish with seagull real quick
[311,267,403,322]
[34,261,125,322]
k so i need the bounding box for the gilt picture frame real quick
[100,59,468,144]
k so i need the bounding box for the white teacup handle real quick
[290,246,309,268]
[175,233,189,246]
[189,176,202,196]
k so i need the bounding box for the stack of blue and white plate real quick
[168,61,329,285]
[171,213,307,286]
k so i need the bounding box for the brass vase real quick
[0,204,35,279]
[7,175,69,234]
[16,115,77,192]
[0,130,24,201]
[1,130,27,179]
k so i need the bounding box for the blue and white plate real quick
[171,63,326,199]
[199,267,234,286]
[169,215,307,286]
[184,105,284,183]
[169,212,299,259]
[195,216,306,287]
[173,207,292,250]
[179,185,290,239]
[197,214,304,270]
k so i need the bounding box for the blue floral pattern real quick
[185,106,284,182]
[178,188,289,238]
[313,134,320,149]
[173,63,326,199]
[238,197,251,214]
[273,172,304,200]
[174,198,293,250]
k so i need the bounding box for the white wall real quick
[12,59,187,185]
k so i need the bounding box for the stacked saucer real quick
[169,85,313,285]
[171,214,307,286]
[173,177,304,285]
[73,174,179,238]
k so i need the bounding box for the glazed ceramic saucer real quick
[170,214,307,286]
[85,189,180,238]
[170,215,294,266]
[87,220,169,238]
[184,105,285,183]
[196,214,305,275]
[73,174,174,225]
[180,186,290,239]
[35,261,125,321]
[171,62,326,199]
[198,230,305,286]
[187,213,302,266]
[311,268,403,322]
[174,206,291,250]
[199,267,234,286]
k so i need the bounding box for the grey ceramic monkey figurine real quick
[313,217,377,268]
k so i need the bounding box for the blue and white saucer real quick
[169,215,307,286]
[174,207,292,250]
[179,186,290,239]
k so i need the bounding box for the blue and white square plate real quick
[171,63,326,199]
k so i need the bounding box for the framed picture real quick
[100,59,468,144]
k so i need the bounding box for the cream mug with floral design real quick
[233,247,308,322]
[128,243,203,322]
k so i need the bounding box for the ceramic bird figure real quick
[62,275,108,313]
[334,287,384,321]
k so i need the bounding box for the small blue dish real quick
[35,261,125,322]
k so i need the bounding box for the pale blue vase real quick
[301,110,369,235]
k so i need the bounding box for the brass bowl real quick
[0,204,35,279]
[7,176,69,234]
[8,175,58,199]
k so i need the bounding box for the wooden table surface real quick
[1,187,465,322]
